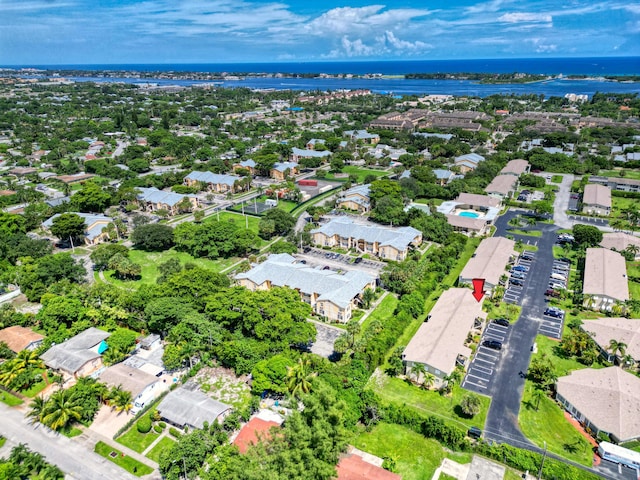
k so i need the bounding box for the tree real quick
[608,339,627,362]
[423,373,436,390]
[90,244,129,271]
[108,253,142,280]
[71,182,112,213]
[287,358,317,398]
[531,200,553,218]
[49,213,86,245]
[41,389,83,431]
[27,396,46,424]
[572,224,603,247]
[361,288,375,309]
[157,257,182,283]
[131,224,174,251]
[251,355,295,395]
[409,363,426,385]
[258,209,295,239]
[109,388,133,413]
[531,386,546,412]
[460,393,481,417]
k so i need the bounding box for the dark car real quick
[512,265,528,272]
[510,278,524,286]
[521,254,533,261]
[493,318,510,327]
[482,339,503,350]
[354,257,363,264]
[468,426,482,439]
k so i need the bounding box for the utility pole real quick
[537,441,547,479]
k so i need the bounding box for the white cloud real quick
[465,0,511,15]
[0,1,74,12]
[379,31,429,52]
[527,38,557,53]
[498,12,552,23]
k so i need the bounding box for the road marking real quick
[471,365,493,375]
[463,378,488,390]
[465,372,490,383]
[476,351,499,361]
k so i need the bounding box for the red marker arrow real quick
[472,278,485,302]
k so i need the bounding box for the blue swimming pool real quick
[458,211,480,218]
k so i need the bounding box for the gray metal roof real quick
[41,327,110,375]
[272,161,300,172]
[99,363,159,398]
[311,217,421,251]
[157,388,231,429]
[291,148,330,158]
[137,187,193,207]
[43,213,112,241]
[185,171,241,186]
[236,254,375,309]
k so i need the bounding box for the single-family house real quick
[183,171,245,193]
[454,153,485,173]
[43,213,113,246]
[455,192,502,210]
[484,175,518,200]
[337,185,371,213]
[41,327,110,380]
[583,248,629,311]
[582,317,640,365]
[600,232,640,260]
[458,237,516,295]
[337,447,402,480]
[582,184,612,216]
[556,366,640,443]
[433,169,456,186]
[136,187,200,215]
[344,130,380,145]
[233,416,282,454]
[270,162,299,181]
[99,363,167,414]
[235,254,376,323]
[311,217,422,261]
[402,288,486,387]
[0,326,44,353]
[157,387,232,430]
[305,138,326,150]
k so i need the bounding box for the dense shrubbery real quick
[137,415,152,433]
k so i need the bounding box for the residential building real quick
[99,363,167,414]
[403,288,486,387]
[589,176,640,193]
[556,367,640,443]
[157,387,231,430]
[270,162,299,181]
[455,193,502,210]
[305,138,326,150]
[336,185,371,213]
[136,187,199,215]
[445,214,491,236]
[43,212,113,245]
[233,416,282,454]
[454,153,485,173]
[484,175,517,200]
[582,184,612,216]
[235,254,376,323]
[183,171,245,193]
[41,327,110,380]
[459,237,516,295]
[233,159,257,175]
[583,248,629,311]
[0,326,44,353]
[290,148,331,163]
[600,232,640,260]
[499,159,530,177]
[311,217,422,261]
[432,169,456,186]
[336,447,402,480]
[582,318,640,364]
[344,130,380,144]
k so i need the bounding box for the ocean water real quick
[16,56,640,76]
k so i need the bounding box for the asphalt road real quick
[0,403,138,480]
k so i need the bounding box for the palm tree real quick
[409,363,426,385]
[41,389,83,431]
[608,339,627,363]
[27,396,47,424]
[286,358,317,398]
[531,387,546,411]
[423,373,436,390]
[625,244,640,259]
[460,393,481,417]
[111,389,133,413]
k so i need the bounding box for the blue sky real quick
[1,0,639,65]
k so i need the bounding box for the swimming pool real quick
[458,211,480,218]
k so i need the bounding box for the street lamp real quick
[537,441,547,479]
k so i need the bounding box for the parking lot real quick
[503,250,536,305]
[295,247,385,275]
[567,214,609,227]
[540,257,569,339]
[462,321,509,393]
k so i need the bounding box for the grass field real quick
[369,374,490,430]
[519,381,593,466]
[0,391,23,406]
[203,211,262,233]
[323,166,389,183]
[599,169,640,181]
[145,437,175,462]
[352,423,473,480]
[612,196,639,218]
[360,294,398,332]
[551,175,563,183]
[484,302,521,323]
[102,248,238,287]
[94,441,153,476]
[506,228,543,237]
[116,424,160,454]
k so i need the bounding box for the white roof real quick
[459,237,516,286]
[485,175,517,196]
[583,184,612,208]
[41,327,110,375]
[403,288,485,375]
[500,159,529,175]
[583,318,640,361]
[583,248,629,302]
[600,232,640,256]
[455,193,501,209]
[158,388,231,430]
[185,171,241,186]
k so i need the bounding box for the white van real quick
[551,273,566,281]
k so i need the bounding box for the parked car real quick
[548,282,565,290]
[510,272,525,280]
[354,257,363,264]
[492,318,510,327]
[512,265,529,272]
[468,426,482,439]
[510,278,524,286]
[545,289,560,297]
[521,254,533,261]
[482,339,503,350]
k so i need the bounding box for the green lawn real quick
[612,196,639,218]
[484,302,521,323]
[551,175,563,183]
[323,166,389,183]
[145,436,176,462]
[94,441,153,477]
[532,335,604,377]
[352,423,472,480]
[204,210,262,233]
[103,248,238,287]
[519,381,593,466]
[599,169,640,181]
[22,380,47,398]
[506,228,542,237]
[61,426,83,438]
[360,294,398,332]
[116,425,160,454]
[0,391,23,406]
[370,375,489,430]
